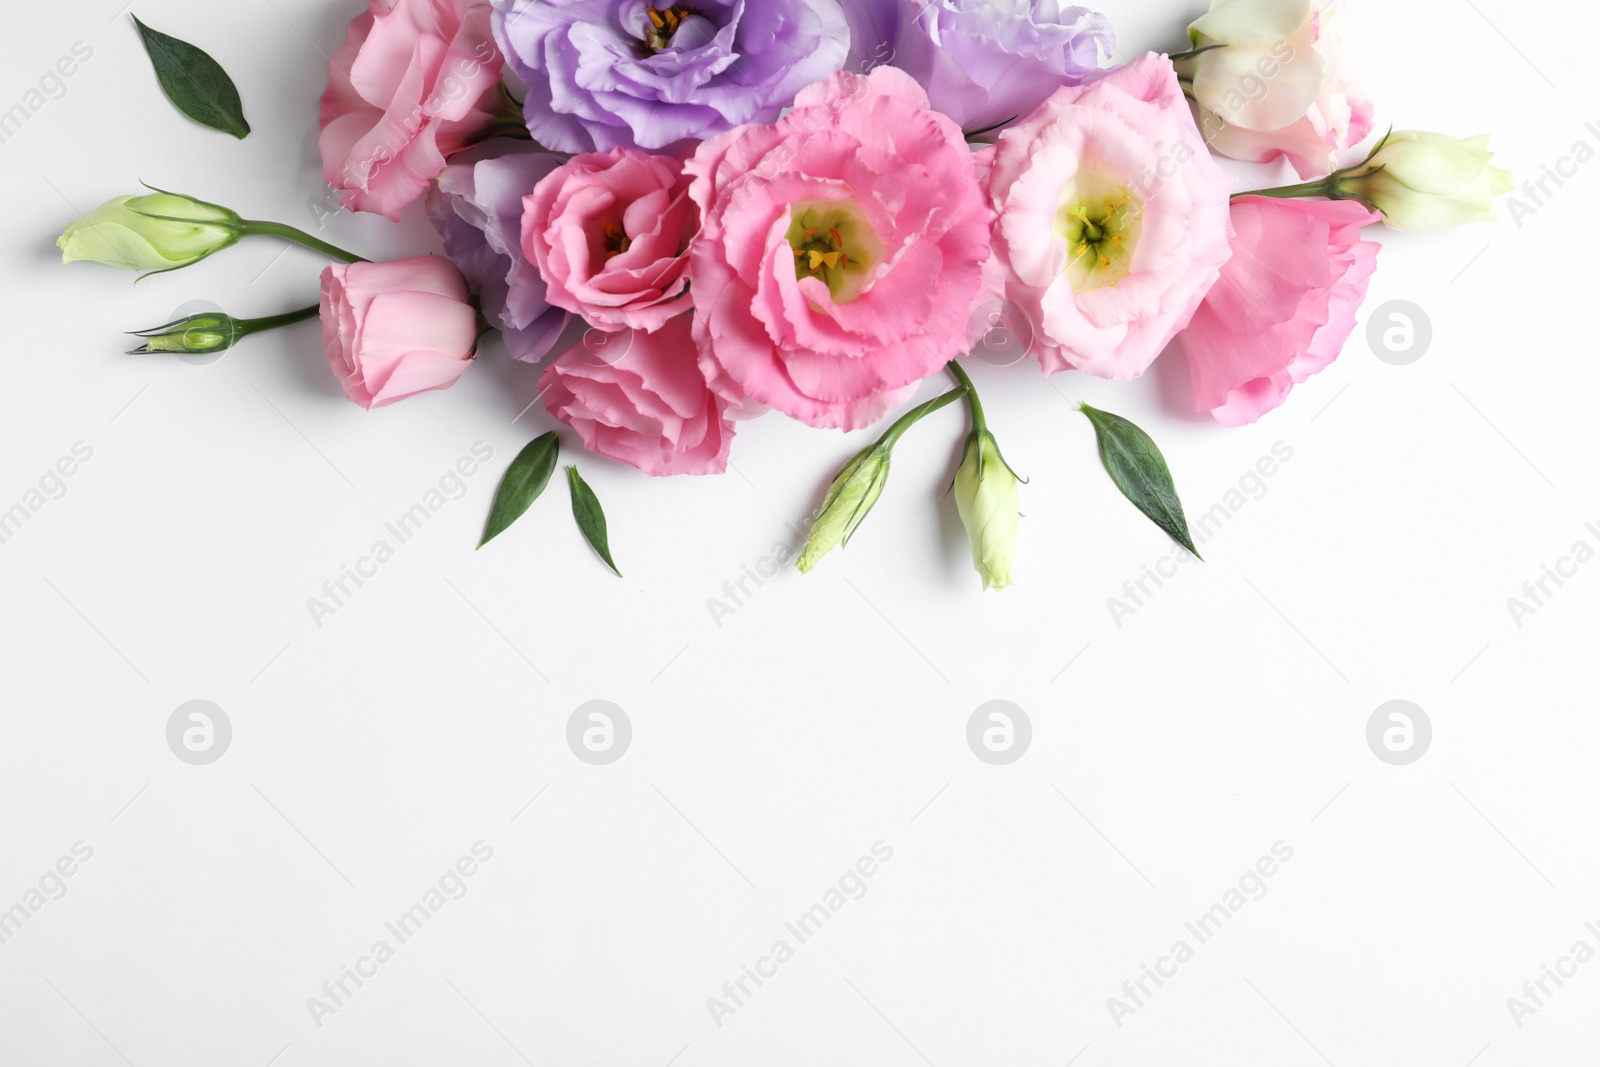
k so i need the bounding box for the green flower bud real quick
[796,444,891,573]
[952,430,1019,591]
[58,189,242,272]
[1340,131,1512,232]
[127,312,242,354]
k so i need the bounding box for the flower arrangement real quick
[61,0,1509,589]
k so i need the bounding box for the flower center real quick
[643,5,693,51]
[785,201,882,303]
[1055,162,1142,293]
[602,221,631,260]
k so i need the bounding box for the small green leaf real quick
[132,16,250,139]
[566,466,621,576]
[479,432,560,548]
[1080,402,1201,560]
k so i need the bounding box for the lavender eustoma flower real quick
[426,144,571,364]
[491,0,850,153]
[841,0,1115,134]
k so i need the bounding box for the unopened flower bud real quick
[1340,131,1511,231]
[127,312,242,355]
[796,444,891,573]
[58,189,243,272]
[953,430,1019,590]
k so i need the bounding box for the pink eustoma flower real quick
[522,148,696,334]
[320,255,479,409]
[685,66,994,431]
[540,315,735,477]
[319,0,507,221]
[986,52,1235,381]
[1179,195,1381,426]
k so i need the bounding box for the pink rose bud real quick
[319,256,480,410]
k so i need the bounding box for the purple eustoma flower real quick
[490,0,850,152]
[841,0,1116,134]
[426,144,572,364]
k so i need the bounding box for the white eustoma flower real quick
[1176,0,1373,179]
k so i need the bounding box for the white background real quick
[1,0,1595,1063]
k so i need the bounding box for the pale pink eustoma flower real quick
[985,52,1236,381]
[320,255,479,409]
[1179,195,1381,425]
[319,0,507,221]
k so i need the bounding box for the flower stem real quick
[945,361,987,436]
[238,220,366,263]
[1166,44,1225,62]
[237,303,321,337]
[879,387,968,449]
[1240,129,1395,202]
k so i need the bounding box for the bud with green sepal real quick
[1243,128,1511,232]
[127,304,320,355]
[59,184,365,277]
[796,386,969,574]
[1336,130,1511,231]
[946,363,1022,591]
[59,190,243,274]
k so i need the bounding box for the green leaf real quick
[1080,402,1201,560]
[479,432,560,548]
[566,466,621,576]
[132,16,250,139]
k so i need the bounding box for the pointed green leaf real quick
[566,466,621,576]
[479,432,560,548]
[1080,403,1201,560]
[132,16,250,139]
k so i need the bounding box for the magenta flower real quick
[1180,196,1381,426]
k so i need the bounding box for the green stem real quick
[237,303,321,337]
[1242,129,1394,202]
[1238,177,1339,200]
[238,220,366,263]
[879,387,967,449]
[1167,44,1225,62]
[945,361,987,437]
